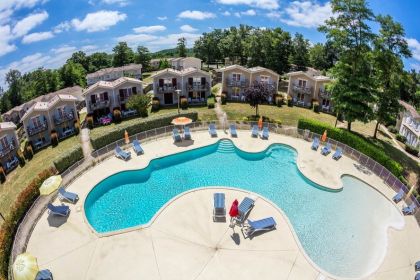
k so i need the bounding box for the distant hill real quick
[151,48,194,59]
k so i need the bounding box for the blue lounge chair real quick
[132,140,144,155]
[58,187,79,203]
[416,273,420,280]
[184,127,192,140]
[243,217,276,238]
[402,202,417,215]
[35,269,53,280]
[115,146,131,160]
[415,260,420,271]
[332,147,343,160]
[209,123,217,137]
[260,127,269,139]
[230,124,238,137]
[47,203,70,217]
[235,197,255,224]
[311,137,320,150]
[172,128,182,142]
[251,125,258,137]
[392,189,405,203]
[321,143,331,155]
[213,193,226,221]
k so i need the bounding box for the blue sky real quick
[0,0,419,87]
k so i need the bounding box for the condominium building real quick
[0,122,19,173]
[287,68,333,112]
[151,68,211,105]
[397,101,420,150]
[86,64,142,86]
[171,57,202,71]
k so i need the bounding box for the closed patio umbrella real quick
[321,130,328,142]
[258,116,263,130]
[39,175,62,196]
[229,199,239,218]
[13,253,39,280]
[124,130,129,144]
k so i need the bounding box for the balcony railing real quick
[186,82,210,91]
[0,142,16,158]
[292,85,313,95]
[319,89,332,99]
[54,111,75,125]
[156,84,180,93]
[27,122,48,136]
[226,79,249,88]
[89,100,110,110]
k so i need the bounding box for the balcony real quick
[186,82,210,91]
[54,111,75,125]
[0,142,16,158]
[292,85,313,95]
[319,89,332,99]
[156,84,180,93]
[89,100,110,111]
[27,122,48,136]
[226,79,249,88]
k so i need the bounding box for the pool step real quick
[217,140,235,153]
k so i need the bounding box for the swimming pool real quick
[84,139,404,278]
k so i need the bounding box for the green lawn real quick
[149,105,217,121]
[0,136,81,224]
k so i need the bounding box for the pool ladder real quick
[217,140,235,154]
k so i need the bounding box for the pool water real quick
[84,140,404,278]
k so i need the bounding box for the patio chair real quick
[321,143,332,155]
[260,127,269,139]
[184,127,192,140]
[115,146,131,161]
[332,147,343,160]
[208,123,217,137]
[47,203,70,217]
[311,137,320,150]
[392,188,405,203]
[172,128,182,142]
[416,273,420,280]
[132,140,144,155]
[230,124,238,137]
[35,269,53,280]
[402,202,417,215]
[251,125,258,138]
[235,197,255,224]
[243,217,276,238]
[58,187,79,203]
[415,260,420,271]
[213,193,226,221]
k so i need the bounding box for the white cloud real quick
[81,45,99,54]
[280,1,332,28]
[0,0,48,12]
[266,10,282,19]
[51,45,77,54]
[0,25,16,57]
[133,25,166,33]
[116,33,158,44]
[71,10,126,32]
[157,16,167,21]
[53,21,71,33]
[101,0,129,7]
[0,9,13,24]
[22,31,54,44]
[12,11,48,37]
[234,12,241,18]
[222,11,231,16]
[411,63,420,72]
[241,9,256,16]
[116,32,200,51]
[178,10,216,20]
[216,0,279,10]
[407,38,420,62]
[180,24,197,32]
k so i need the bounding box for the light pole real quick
[175,89,181,115]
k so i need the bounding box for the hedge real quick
[297,118,404,179]
[0,167,56,279]
[90,111,198,150]
[53,145,84,173]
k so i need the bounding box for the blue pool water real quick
[84,140,403,278]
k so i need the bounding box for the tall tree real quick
[290,33,310,70]
[112,42,135,67]
[67,51,90,72]
[177,37,187,58]
[244,82,276,116]
[89,52,112,72]
[135,46,151,71]
[5,70,22,107]
[319,0,376,131]
[60,61,86,87]
[372,15,411,138]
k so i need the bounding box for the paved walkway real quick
[80,128,93,161]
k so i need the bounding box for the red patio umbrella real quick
[229,199,239,218]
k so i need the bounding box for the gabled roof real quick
[21,94,77,122]
[0,122,17,131]
[218,64,251,73]
[87,64,142,79]
[151,67,210,79]
[248,66,279,78]
[151,68,183,79]
[287,70,332,82]
[399,100,420,120]
[83,77,143,96]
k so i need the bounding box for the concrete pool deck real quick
[25,130,420,280]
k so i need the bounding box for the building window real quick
[232,73,241,81]
[0,136,8,150]
[260,75,270,83]
[298,79,307,87]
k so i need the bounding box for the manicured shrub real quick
[287,96,293,107]
[297,118,404,178]
[0,166,5,183]
[87,115,94,129]
[405,144,419,156]
[17,150,25,167]
[275,96,283,107]
[51,131,59,147]
[113,109,122,123]
[207,97,215,109]
[180,97,188,109]
[151,97,160,112]
[396,133,406,143]
[126,94,151,118]
[24,143,34,160]
[90,111,199,150]
[388,126,398,134]
[221,93,227,105]
[53,145,84,173]
[74,121,80,135]
[313,101,320,113]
